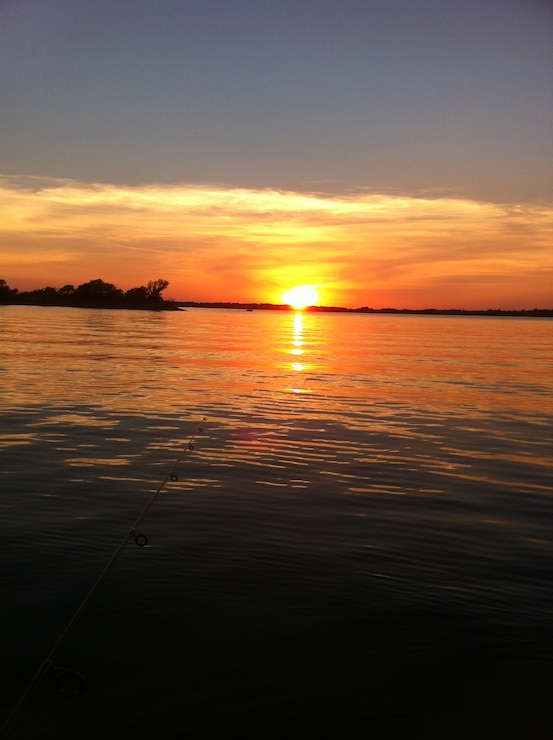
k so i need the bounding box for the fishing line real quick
[0,416,207,739]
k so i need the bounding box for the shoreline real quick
[180,302,553,317]
[1,301,552,317]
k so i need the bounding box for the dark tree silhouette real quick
[125,286,150,302]
[57,285,76,306]
[0,279,19,302]
[146,279,169,302]
[74,279,124,305]
[0,277,177,309]
[28,286,59,304]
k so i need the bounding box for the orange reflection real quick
[289,311,311,393]
[291,312,304,367]
[293,312,304,351]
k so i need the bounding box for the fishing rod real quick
[0,417,207,739]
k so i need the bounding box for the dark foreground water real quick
[1,306,552,738]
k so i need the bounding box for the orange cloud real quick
[1,175,551,308]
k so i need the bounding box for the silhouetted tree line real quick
[0,278,175,310]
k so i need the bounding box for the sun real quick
[281,285,319,310]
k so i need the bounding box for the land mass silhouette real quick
[1,279,552,316]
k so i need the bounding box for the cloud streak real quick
[1,175,551,308]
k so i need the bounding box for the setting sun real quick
[281,285,319,310]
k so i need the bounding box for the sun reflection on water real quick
[292,312,304,353]
[288,311,313,393]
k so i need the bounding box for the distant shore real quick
[178,302,553,317]
[2,300,552,317]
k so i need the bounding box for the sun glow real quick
[281,285,319,310]
[3,175,552,309]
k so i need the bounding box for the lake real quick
[1,305,552,738]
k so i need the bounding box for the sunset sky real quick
[1,0,552,309]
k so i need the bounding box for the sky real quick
[1,0,552,309]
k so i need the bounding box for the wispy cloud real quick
[1,175,551,308]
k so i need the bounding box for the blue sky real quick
[1,0,552,307]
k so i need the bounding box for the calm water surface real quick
[1,306,552,738]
